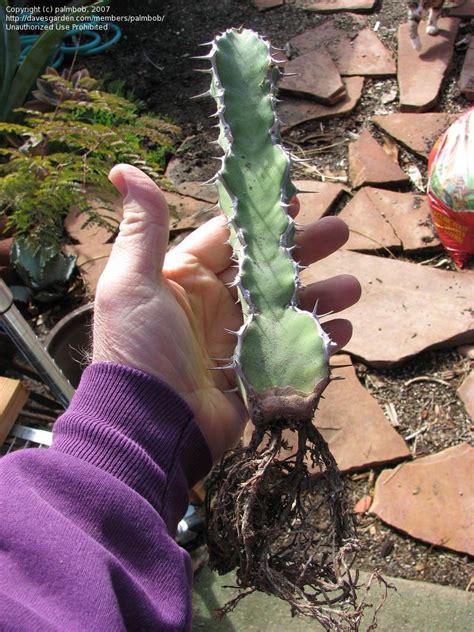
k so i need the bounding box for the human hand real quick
[93,164,361,462]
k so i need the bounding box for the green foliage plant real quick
[203,29,380,630]
[0,69,180,287]
[0,0,111,121]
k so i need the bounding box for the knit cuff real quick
[52,362,212,532]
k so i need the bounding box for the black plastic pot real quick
[45,303,93,389]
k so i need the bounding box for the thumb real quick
[105,164,170,280]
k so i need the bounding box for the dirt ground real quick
[23,0,474,592]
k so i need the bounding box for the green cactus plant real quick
[200,29,383,630]
[209,31,331,426]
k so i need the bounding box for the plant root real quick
[206,421,386,631]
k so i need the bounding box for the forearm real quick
[0,363,212,631]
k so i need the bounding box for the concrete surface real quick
[193,567,474,631]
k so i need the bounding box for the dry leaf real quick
[382,135,399,162]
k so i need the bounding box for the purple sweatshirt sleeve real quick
[0,362,213,631]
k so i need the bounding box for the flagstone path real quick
[371,444,474,556]
[279,48,347,104]
[289,24,396,77]
[252,0,284,10]
[64,190,122,245]
[397,18,460,112]
[314,354,411,471]
[339,187,439,251]
[293,179,346,223]
[348,129,410,188]
[295,0,377,13]
[302,250,474,366]
[279,76,364,127]
[372,113,457,159]
[164,191,219,232]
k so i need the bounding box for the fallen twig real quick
[404,376,451,388]
[384,402,400,427]
[405,425,429,441]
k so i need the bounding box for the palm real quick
[165,254,239,385]
[162,249,247,459]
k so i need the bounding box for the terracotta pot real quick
[45,303,93,388]
[0,237,13,266]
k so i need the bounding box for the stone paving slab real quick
[457,370,474,419]
[349,129,410,188]
[314,354,410,471]
[449,0,474,16]
[252,0,284,10]
[339,187,440,252]
[165,158,219,203]
[338,27,396,77]
[172,181,218,204]
[290,23,396,77]
[459,39,474,100]
[371,444,474,556]
[193,567,474,631]
[293,179,346,224]
[279,48,346,104]
[353,494,372,513]
[372,112,456,158]
[301,250,474,366]
[295,0,377,13]
[279,76,364,129]
[64,192,122,245]
[64,210,117,246]
[164,191,219,231]
[398,18,460,112]
[289,21,351,56]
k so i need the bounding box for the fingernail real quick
[109,166,129,197]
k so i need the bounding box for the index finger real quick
[165,214,232,274]
[164,195,301,274]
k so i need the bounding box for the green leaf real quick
[11,236,76,289]
[3,33,64,119]
[2,0,112,119]
[0,0,21,108]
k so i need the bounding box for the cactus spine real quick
[207,28,331,424]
